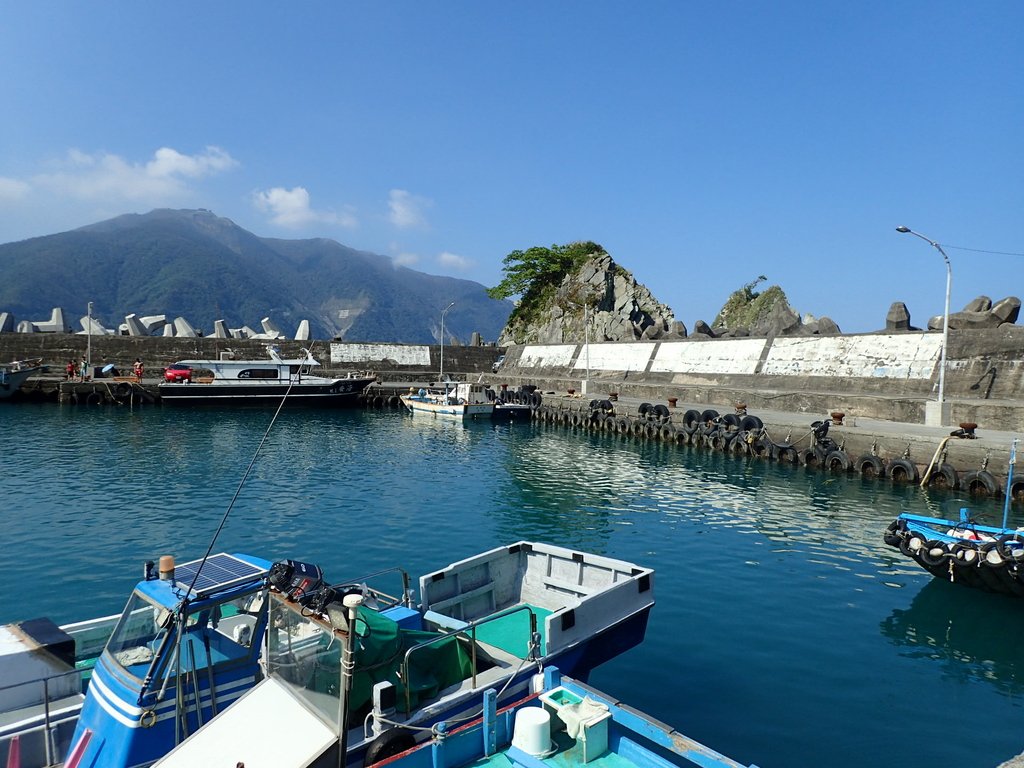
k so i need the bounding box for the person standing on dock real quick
[66,359,76,381]
[133,358,144,381]
[79,357,88,381]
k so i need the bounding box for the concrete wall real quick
[0,335,503,378]
[495,327,1024,430]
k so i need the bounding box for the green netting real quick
[316,606,474,715]
[472,605,551,658]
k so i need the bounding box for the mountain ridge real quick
[0,209,511,343]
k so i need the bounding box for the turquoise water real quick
[3,403,1024,767]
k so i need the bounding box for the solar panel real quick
[174,553,268,598]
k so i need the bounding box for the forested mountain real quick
[0,209,511,343]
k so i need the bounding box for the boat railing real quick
[399,604,539,714]
[0,665,83,766]
[331,566,413,609]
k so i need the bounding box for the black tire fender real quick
[682,409,702,429]
[926,463,960,490]
[883,521,901,547]
[740,415,764,432]
[773,444,799,464]
[919,540,948,567]
[700,409,720,426]
[638,402,653,416]
[962,470,1000,497]
[825,450,852,473]
[86,392,104,406]
[856,455,886,479]
[653,403,670,420]
[888,458,920,484]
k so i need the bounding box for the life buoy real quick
[962,470,1000,497]
[825,450,852,473]
[888,458,920,484]
[925,463,959,490]
[364,729,417,767]
[856,455,886,478]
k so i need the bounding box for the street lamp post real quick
[439,301,455,385]
[86,301,93,381]
[896,226,952,426]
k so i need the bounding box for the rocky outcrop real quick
[913,295,1020,332]
[497,252,676,345]
[709,279,841,338]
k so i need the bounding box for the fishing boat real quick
[400,382,494,419]
[884,439,1021,596]
[151,542,655,768]
[158,346,375,406]
[0,358,43,400]
[356,665,758,768]
[0,553,271,768]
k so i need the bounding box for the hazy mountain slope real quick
[0,209,511,343]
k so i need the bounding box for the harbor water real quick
[3,403,1023,767]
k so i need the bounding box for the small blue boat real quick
[884,510,1024,596]
[357,666,759,768]
[884,439,1022,596]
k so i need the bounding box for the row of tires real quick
[884,522,1024,596]
[533,404,1019,498]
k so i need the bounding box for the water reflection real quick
[881,579,1024,697]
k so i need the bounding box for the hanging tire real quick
[722,413,742,429]
[599,399,614,412]
[675,429,691,446]
[709,431,728,451]
[899,532,927,558]
[740,415,764,432]
[962,470,1000,497]
[883,521,902,547]
[729,433,750,455]
[925,463,960,490]
[86,392,104,406]
[1010,478,1024,503]
[856,455,886,478]
[616,418,630,434]
[115,382,132,398]
[998,532,1024,561]
[654,404,670,420]
[801,447,825,468]
[683,409,702,429]
[659,424,676,441]
[918,540,948,568]
[638,402,653,416]
[888,458,920,484]
[749,437,770,458]
[700,409,720,426]
[773,444,799,464]
[825,450,852,473]
[365,729,417,767]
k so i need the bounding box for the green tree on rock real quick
[488,241,603,330]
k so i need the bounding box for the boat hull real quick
[0,366,41,400]
[399,395,494,419]
[159,378,373,406]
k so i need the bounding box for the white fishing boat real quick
[150,542,655,768]
[400,382,494,419]
[0,358,43,400]
[158,346,375,406]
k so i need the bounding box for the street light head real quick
[895,226,911,233]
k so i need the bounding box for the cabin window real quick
[237,368,280,379]
[106,592,172,675]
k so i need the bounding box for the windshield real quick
[105,591,173,676]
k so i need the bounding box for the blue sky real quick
[1,3,1020,333]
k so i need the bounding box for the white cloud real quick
[392,252,420,267]
[388,189,431,229]
[0,177,30,200]
[33,146,238,202]
[252,186,357,229]
[438,251,473,270]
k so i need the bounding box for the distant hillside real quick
[0,209,512,343]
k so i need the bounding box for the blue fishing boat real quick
[358,666,758,768]
[151,542,654,768]
[52,542,652,768]
[884,440,1022,596]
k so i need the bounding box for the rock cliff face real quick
[497,252,678,345]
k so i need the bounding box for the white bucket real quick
[511,707,552,756]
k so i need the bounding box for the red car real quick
[163,363,193,383]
